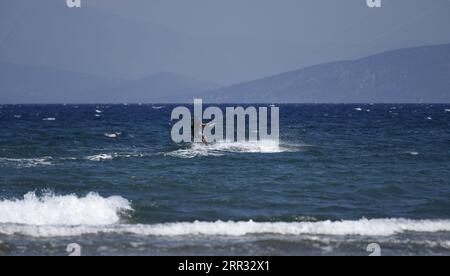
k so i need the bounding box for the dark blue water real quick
[0,104,449,256]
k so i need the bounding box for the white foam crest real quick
[166,145,223,158]
[104,132,122,138]
[166,140,295,159]
[0,192,132,226]
[85,152,145,161]
[86,154,115,161]
[42,117,56,121]
[0,157,53,168]
[1,218,449,238]
[210,140,285,153]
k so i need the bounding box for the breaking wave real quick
[104,132,122,138]
[1,218,449,238]
[0,192,133,226]
[166,140,299,159]
[85,152,145,161]
[86,154,115,161]
[0,157,53,168]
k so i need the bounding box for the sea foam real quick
[86,154,115,161]
[0,192,132,226]
[152,106,165,110]
[104,132,122,138]
[166,140,294,159]
[1,218,450,238]
[0,157,53,168]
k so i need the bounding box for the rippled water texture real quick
[0,104,449,255]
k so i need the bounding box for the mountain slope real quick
[89,72,219,103]
[198,44,450,103]
[0,0,327,85]
[0,63,218,103]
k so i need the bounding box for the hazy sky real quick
[89,0,450,43]
[0,0,450,84]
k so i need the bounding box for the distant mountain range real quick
[194,44,450,103]
[98,73,219,103]
[0,0,328,85]
[2,0,450,86]
[0,63,218,103]
[1,44,450,103]
[0,62,118,103]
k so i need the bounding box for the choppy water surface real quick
[0,104,449,255]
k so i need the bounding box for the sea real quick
[0,104,449,256]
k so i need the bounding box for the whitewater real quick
[0,193,449,239]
